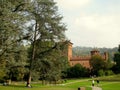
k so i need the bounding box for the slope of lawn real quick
[95,74,120,81]
[0,79,92,90]
[1,75,120,90]
[94,74,120,90]
[100,81,120,90]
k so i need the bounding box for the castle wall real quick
[67,42,108,68]
[70,59,90,68]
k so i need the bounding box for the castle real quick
[67,42,108,68]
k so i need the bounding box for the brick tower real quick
[104,52,108,60]
[67,42,73,61]
[91,49,100,56]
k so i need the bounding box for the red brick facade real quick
[67,42,108,68]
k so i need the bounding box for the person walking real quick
[96,80,99,86]
[92,80,95,86]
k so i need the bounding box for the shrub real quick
[98,69,105,76]
[105,70,114,76]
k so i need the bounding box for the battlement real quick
[70,56,91,61]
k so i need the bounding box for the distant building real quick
[67,42,108,68]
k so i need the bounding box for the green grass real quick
[95,74,120,81]
[94,74,120,90]
[94,81,120,90]
[0,79,92,90]
[1,75,120,90]
[101,82,120,90]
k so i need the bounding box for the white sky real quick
[54,0,120,48]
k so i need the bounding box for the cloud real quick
[70,13,120,47]
[74,14,120,32]
[55,0,92,10]
[54,0,120,48]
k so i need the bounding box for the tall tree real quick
[0,0,29,81]
[113,44,120,73]
[5,45,28,81]
[25,0,66,87]
[28,40,69,84]
[0,0,28,57]
[90,55,106,75]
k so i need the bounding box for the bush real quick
[66,64,90,78]
[98,69,105,76]
[0,69,6,82]
[105,70,114,76]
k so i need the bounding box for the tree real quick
[5,45,28,81]
[113,44,120,74]
[0,0,29,82]
[27,41,69,85]
[0,0,67,86]
[90,55,106,75]
[25,0,66,87]
[44,42,69,84]
[66,64,89,78]
[0,58,6,82]
[118,45,120,52]
[0,0,28,57]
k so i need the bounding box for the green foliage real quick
[118,45,120,52]
[28,41,69,83]
[105,70,114,76]
[8,66,26,81]
[0,0,67,84]
[3,45,28,81]
[66,64,89,78]
[90,55,114,76]
[104,59,114,70]
[98,69,105,76]
[0,0,28,57]
[96,74,120,81]
[0,0,29,82]
[0,58,6,81]
[113,44,120,74]
[90,55,106,73]
[25,0,67,85]
[98,69,114,76]
[114,53,120,65]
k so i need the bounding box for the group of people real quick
[92,79,99,86]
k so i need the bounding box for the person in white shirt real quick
[92,80,95,86]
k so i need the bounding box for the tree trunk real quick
[26,21,37,87]
[26,73,31,87]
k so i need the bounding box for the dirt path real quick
[92,86,102,90]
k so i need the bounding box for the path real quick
[92,86,102,90]
[58,79,103,90]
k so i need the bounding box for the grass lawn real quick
[0,75,120,90]
[0,79,92,90]
[100,82,120,90]
[94,74,120,90]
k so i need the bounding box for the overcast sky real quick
[54,0,120,48]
